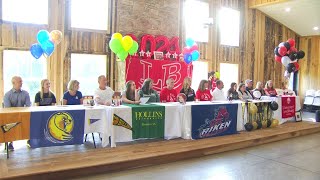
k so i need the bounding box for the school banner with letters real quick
[191,104,238,139]
[126,58,193,92]
[281,96,296,118]
[30,110,85,148]
[125,104,165,139]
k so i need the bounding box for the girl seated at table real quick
[253,81,266,97]
[227,82,240,100]
[34,79,57,106]
[180,77,195,102]
[122,81,141,104]
[238,83,253,100]
[196,80,212,101]
[63,80,83,105]
[138,78,160,103]
[264,80,277,96]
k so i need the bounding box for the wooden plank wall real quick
[248,0,288,8]
[299,36,320,102]
[0,0,111,103]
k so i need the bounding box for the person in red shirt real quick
[264,80,277,96]
[196,80,213,101]
[160,78,177,102]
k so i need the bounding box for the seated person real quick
[253,81,266,97]
[212,80,226,101]
[160,78,177,102]
[138,78,160,103]
[94,75,114,105]
[35,79,56,106]
[3,76,31,150]
[122,81,140,104]
[238,83,253,100]
[63,80,83,105]
[180,77,195,102]
[264,80,277,96]
[196,80,212,101]
[227,82,240,100]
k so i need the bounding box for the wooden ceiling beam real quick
[249,0,289,9]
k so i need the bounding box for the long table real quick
[1,99,284,149]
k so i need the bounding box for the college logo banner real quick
[30,110,85,148]
[281,96,296,118]
[125,104,165,139]
[191,104,238,139]
[126,57,193,91]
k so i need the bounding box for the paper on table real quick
[140,97,150,104]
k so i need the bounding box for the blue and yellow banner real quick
[30,110,85,148]
[191,104,238,139]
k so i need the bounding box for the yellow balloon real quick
[262,121,267,128]
[271,119,279,128]
[252,121,258,130]
[112,33,123,40]
[249,103,258,114]
[50,30,63,45]
[121,36,133,51]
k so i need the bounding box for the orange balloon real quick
[50,30,63,45]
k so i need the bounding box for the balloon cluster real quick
[244,102,279,132]
[182,38,200,64]
[30,30,62,59]
[109,33,139,61]
[274,38,305,78]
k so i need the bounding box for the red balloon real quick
[183,47,191,54]
[287,38,295,47]
[278,46,287,56]
[275,55,282,63]
[190,44,199,52]
[167,36,180,55]
[293,62,299,72]
[140,34,156,57]
[155,35,169,52]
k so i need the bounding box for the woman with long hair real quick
[253,81,266,97]
[122,80,140,104]
[196,79,212,101]
[238,83,253,100]
[264,80,277,96]
[63,80,83,105]
[180,77,195,102]
[34,79,56,106]
[138,78,160,103]
[227,82,239,100]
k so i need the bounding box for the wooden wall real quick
[0,0,111,103]
[299,36,320,101]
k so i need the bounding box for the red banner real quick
[281,96,296,118]
[125,57,193,92]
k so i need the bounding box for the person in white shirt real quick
[94,75,114,105]
[212,80,226,101]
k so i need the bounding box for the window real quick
[184,0,210,42]
[191,61,208,91]
[71,0,110,31]
[220,63,239,91]
[71,54,107,96]
[218,7,240,46]
[3,50,47,103]
[2,0,48,24]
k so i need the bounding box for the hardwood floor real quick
[1,121,320,180]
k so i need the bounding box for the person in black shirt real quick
[180,77,195,102]
[227,82,239,100]
[34,79,57,106]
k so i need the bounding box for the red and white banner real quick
[281,96,296,118]
[125,57,193,92]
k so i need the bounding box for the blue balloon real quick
[37,30,50,45]
[186,38,195,47]
[30,43,43,59]
[41,40,55,57]
[191,50,200,61]
[184,53,192,64]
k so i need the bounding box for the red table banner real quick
[126,57,193,92]
[281,96,296,118]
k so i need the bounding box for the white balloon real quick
[253,91,261,99]
[281,56,290,67]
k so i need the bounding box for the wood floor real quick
[1,121,320,180]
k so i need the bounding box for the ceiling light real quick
[285,7,291,12]
[313,27,319,31]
